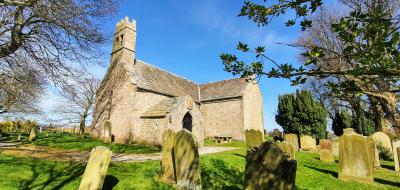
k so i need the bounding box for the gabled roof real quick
[125,59,250,102]
[199,78,249,102]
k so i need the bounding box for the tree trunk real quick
[79,116,86,138]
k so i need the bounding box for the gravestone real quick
[332,138,339,158]
[79,146,112,190]
[319,139,333,162]
[372,132,392,155]
[339,130,374,183]
[374,144,381,168]
[28,127,36,141]
[319,139,332,150]
[300,135,317,151]
[161,129,176,182]
[245,141,297,190]
[103,120,112,143]
[245,129,264,148]
[17,134,21,141]
[276,141,296,160]
[393,140,400,171]
[284,134,299,150]
[319,149,334,162]
[173,129,201,190]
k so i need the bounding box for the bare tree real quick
[0,0,118,114]
[55,75,100,137]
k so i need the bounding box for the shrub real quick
[377,143,393,161]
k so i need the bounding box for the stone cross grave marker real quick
[79,146,112,190]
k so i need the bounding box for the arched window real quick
[182,112,192,132]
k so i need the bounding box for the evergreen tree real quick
[352,112,375,136]
[332,110,352,136]
[276,90,327,139]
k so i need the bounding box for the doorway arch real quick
[182,112,193,132]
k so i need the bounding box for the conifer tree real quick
[332,110,352,136]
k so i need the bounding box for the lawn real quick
[0,132,159,154]
[1,148,399,189]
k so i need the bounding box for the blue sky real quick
[39,0,339,131]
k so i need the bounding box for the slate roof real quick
[141,96,186,118]
[127,59,249,103]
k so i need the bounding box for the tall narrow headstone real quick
[245,129,264,148]
[79,146,112,190]
[393,140,400,171]
[28,127,36,141]
[103,120,112,143]
[173,129,201,190]
[245,142,297,190]
[284,134,299,150]
[161,129,176,182]
[339,129,374,183]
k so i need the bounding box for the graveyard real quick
[0,131,400,189]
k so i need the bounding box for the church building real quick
[91,17,264,145]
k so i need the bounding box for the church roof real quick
[141,96,186,118]
[128,59,250,102]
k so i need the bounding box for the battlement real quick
[115,16,136,34]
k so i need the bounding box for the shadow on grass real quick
[375,178,400,188]
[380,163,395,171]
[15,158,85,190]
[102,175,119,190]
[201,158,243,190]
[304,165,338,178]
[232,153,245,158]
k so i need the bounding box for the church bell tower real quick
[111,16,136,65]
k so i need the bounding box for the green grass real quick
[1,149,399,189]
[204,138,246,148]
[0,132,160,154]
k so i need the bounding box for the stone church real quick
[91,17,264,145]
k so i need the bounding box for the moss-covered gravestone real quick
[393,140,400,171]
[161,129,176,182]
[339,129,374,183]
[79,146,112,190]
[284,133,299,150]
[245,129,264,148]
[103,120,112,143]
[319,139,332,150]
[276,141,296,160]
[245,142,297,190]
[173,129,201,190]
[28,127,36,141]
[300,135,317,151]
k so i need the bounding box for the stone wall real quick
[139,117,168,145]
[200,98,244,140]
[243,83,264,136]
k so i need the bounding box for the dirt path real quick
[0,143,239,162]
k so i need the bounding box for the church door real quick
[182,112,193,132]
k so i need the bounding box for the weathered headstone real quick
[374,144,381,168]
[393,140,400,171]
[319,149,334,162]
[332,138,339,158]
[161,129,176,182]
[339,130,374,183]
[245,129,264,148]
[319,139,334,162]
[372,132,392,155]
[78,146,112,190]
[276,141,296,160]
[284,133,299,150]
[28,127,36,141]
[300,135,317,151]
[319,139,332,150]
[173,129,201,190]
[103,120,112,143]
[17,134,21,141]
[245,141,297,190]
